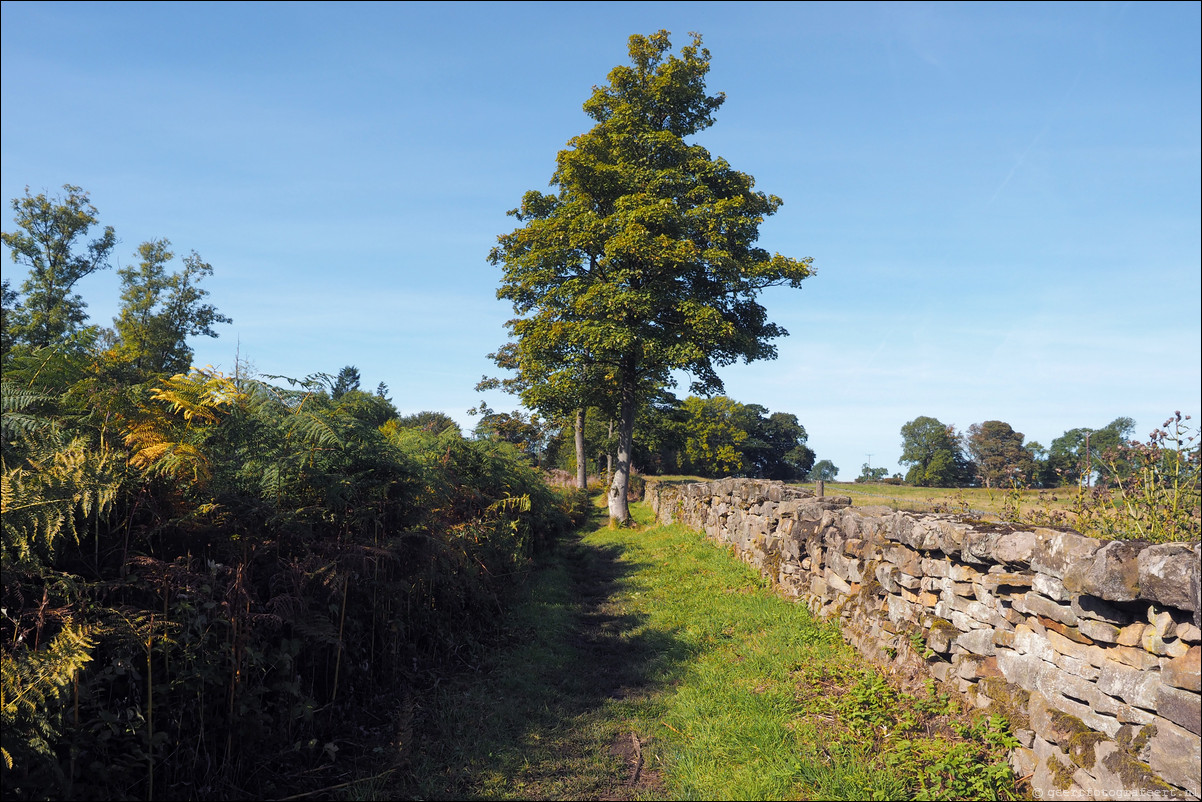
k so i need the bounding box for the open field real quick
[643,475,1080,525]
[791,481,1080,522]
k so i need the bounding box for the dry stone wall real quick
[647,478,1202,800]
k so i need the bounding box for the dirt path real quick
[390,522,675,800]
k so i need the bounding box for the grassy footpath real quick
[377,501,1023,801]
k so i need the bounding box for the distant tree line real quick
[896,414,1148,488]
[471,391,819,483]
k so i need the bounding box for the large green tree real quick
[489,31,813,522]
[966,420,1036,488]
[808,459,839,482]
[899,416,972,487]
[1048,417,1136,486]
[2,185,117,349]
[111,239,231,374]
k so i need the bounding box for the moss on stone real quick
[928,617,960,641]
[1049,709,1094,744]
[1047,754,1076,790]
[1067,730,1107,770]
[1100,747,1176,794]
[1115,723,1158,756]
[977,676,1031,730]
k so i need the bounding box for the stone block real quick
[993,531,1037,566]
[1039,617,1094,646]
[950,581,975,597]
[929,659,955,683]
[993,629,1017,649]
[1108,645,1162,671]
[1161,646,1201,692]
[875,563,899,594]
[1009,746,1037,782]
[1029,691,1085,745]
[1032,571,1072,602]
[979,571,1034,592]
[1046,629,1106,667]
[1177,623,1202,644]
[1138,543,1200,612]
[920,557,949,577]
[1054,652,1101,682]
[1148,607,1178,636]
[1031,734,1075,800]
[947,563,982,583]
[1077,618,1121,644]
[1064,540,1145,601]
[1086,741,1181,802]
[1118,622,1147,647]
[824,568,853,596]
[1140,718,1202,798]
[827,551,863,583]
[1141,626,1183,658]
[1156,684,1201,735]
[1097,660,1162,710]
[997,649,1045,693]
[962,530,1001,564]
[887,594,917,626]
[1014,625,1058,663]
[1031,528,1101,579]
[882,543,922,577]
[950,610,984,632]
[956,629,997,656]
[926,619,957,653]
[1017,591,1078,626]
[933,519,969,555]
[1073,594,1135,627]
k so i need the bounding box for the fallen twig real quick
[629,732,644,785]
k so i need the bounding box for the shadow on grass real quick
[392,516,691,801]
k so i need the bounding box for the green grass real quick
[794,480,1078,522]
[376,500,1024,801]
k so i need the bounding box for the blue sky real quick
[3,1,1199,480]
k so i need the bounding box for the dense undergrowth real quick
[1,345,587,801]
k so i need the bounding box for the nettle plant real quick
[1074,412,1200,543]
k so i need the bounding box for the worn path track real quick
[391,512,674,800]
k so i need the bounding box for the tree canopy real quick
[2,185,116,350]
[899,416,972,487]
[966,420,1035,488]
[489,30,813,522]
[111,239,231,374]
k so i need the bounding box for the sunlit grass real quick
[384,500,1022,801]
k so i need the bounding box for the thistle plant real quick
[1073,412,1200,543]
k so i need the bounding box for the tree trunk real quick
[606,420,614,488]
[608,368,636,524]
[575,407,587,490]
